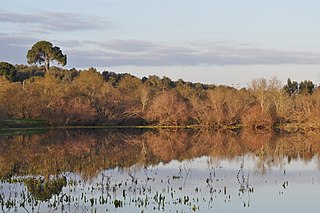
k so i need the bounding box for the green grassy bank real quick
[0,119,48,135]
[0,119,47,128]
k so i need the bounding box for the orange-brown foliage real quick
[242,106,275,130]
[146,90,190,125]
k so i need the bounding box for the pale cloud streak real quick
[67,40,320,67]
[2,35,320,68]
[0,34,37,63]
[0,10,109,32]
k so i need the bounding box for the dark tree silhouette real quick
[0,62,16,81]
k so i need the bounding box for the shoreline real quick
[1,123,319,134]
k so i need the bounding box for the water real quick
[0,129,319,212]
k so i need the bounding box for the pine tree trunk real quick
[45,59,50,72]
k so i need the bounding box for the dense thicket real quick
[0,63,319,130]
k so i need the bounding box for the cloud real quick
[66,40,320,67]
[99,40,159,52]
[0,34,37,63]
[0,10,109,32]
[0,34,79,64]
[2,35,320,68]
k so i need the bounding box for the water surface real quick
[0,129,319,212]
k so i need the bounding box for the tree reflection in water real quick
[0,129,319,212]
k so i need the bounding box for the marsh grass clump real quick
[24,176,67,201]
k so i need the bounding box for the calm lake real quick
[0,129,320,212]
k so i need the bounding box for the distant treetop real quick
[26,41,67,72]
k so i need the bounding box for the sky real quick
[1,0,320,86]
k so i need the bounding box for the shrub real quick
[241,106,275,130]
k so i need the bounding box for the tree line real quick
[0,62,319,131]
[0,40,318,130]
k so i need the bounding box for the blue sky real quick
[1,0,320,86]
